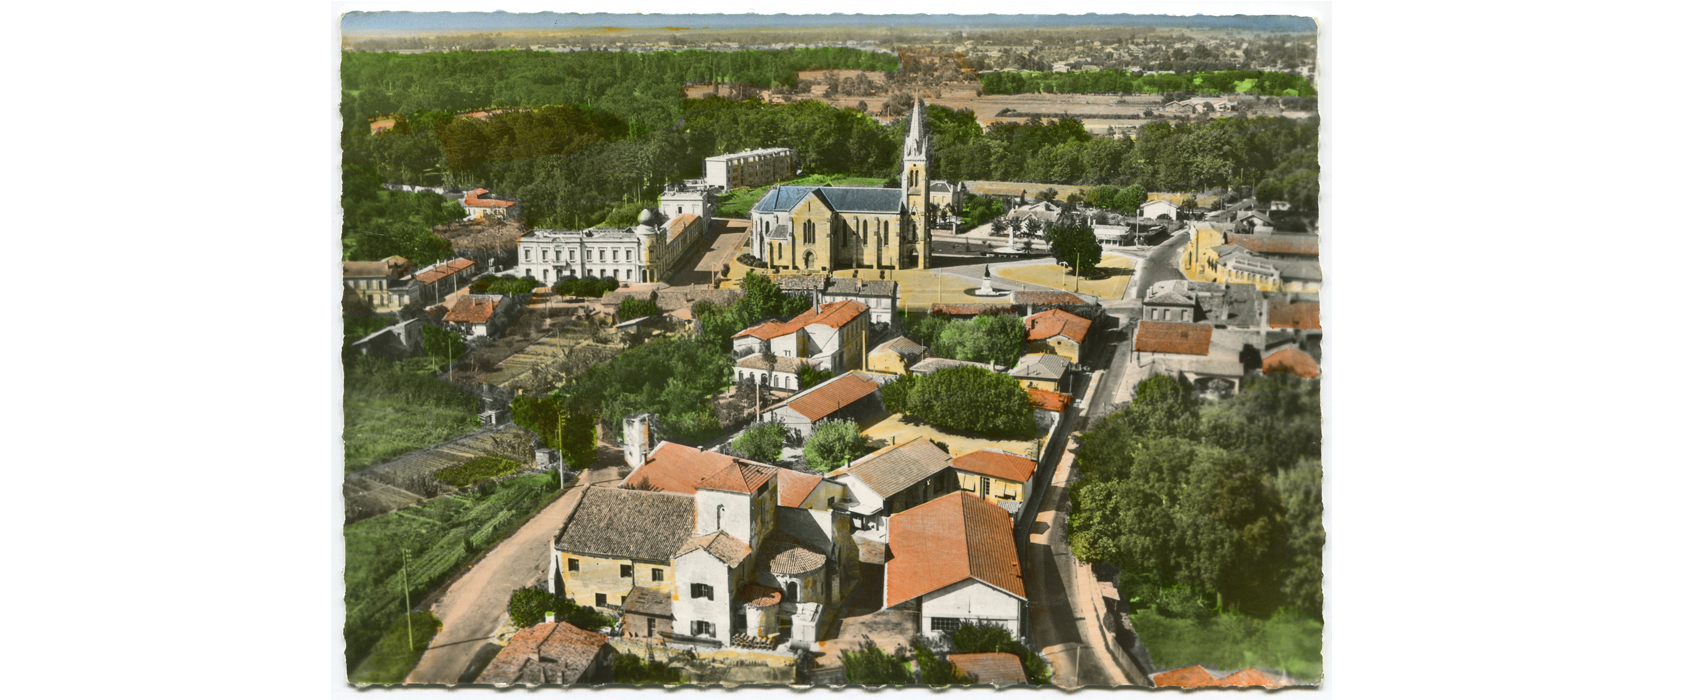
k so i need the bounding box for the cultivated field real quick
[343,423,537,523]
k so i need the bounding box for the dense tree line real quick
[981,69,1315,97]
[555,335,732,443]
[341,47,900,134]
[1068,374,1323,616]
[694,272,813,350]
[341,165,463,262]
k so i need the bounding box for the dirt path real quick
[405,467,623,684]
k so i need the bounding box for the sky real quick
[340,11,1318,34]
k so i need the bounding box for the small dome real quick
[637,208,658,225]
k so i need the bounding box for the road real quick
[405,467,623,684]
[1128,228,1189,301]
[1024,423,1131,688]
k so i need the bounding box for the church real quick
[748,98,957,273]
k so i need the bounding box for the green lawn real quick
[344,473,563,671]
[716,174,891,218]
[1131,608,1323,682]
[349,611,440,685]
[344,356,481,472]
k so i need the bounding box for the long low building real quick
[885,491,1027,640]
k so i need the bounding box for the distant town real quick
[342,12,1322,690]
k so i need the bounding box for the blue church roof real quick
[751,186,904,215]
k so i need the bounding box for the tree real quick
[617,292,661,321]
[1177,449,1286,611]
[1044,214,1102,277]
[732,422,786,464]
[508,588,614,630]
[1112,184,1148,213]
[1038,187,1059,203]
[933,314,1026,367]
[803,419,871,472]
[905,366,1036,437]
[841,641,911,685]
[990,217,1010,236]
[421,325,465,367]
[1276,458,1324,617]
[797,363,834,390]
[911,637,970,685]
[879,373,918,414]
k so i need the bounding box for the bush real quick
[617,294,661,321]
[433,456,521,488]
[732,421,786,464]
[842,641,911,685]
[420,325,466,365]
[797,363,834,390]
[508,588,616,630]
[879,373,917,414]
[803,419,871,472]
[611,652,688,684]
[905,367,1036,437]
[736,253,765,268]
[911,636,969,685]
[553,276,620,298]
[951,623,1050,685]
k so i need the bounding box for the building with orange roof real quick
[555,431,859,651]
[1023,308,1092,362]
[757,371,887,439]
[949,652,1028,686]
[405,257,479,306]
[1262,345,1321,379]
[1151,665,1292,689]
[885,491,1027,639]
[461,187,521,220]
[476,620,612,685]
[951,449,1039,517]
[443,293,517,338]
[733,299,870,374]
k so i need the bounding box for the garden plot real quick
[343,424,537,524]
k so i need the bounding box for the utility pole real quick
[402,547,414,651]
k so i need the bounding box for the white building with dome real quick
[517,205,710,285]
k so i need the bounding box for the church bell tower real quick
[901,96,932,269]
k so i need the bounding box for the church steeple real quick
[901,95,932,270]
[903,96,929,159]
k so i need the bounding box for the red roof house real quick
[1024,308,1091,344]
[1262,346,1321,379]
[885,492,1026,633]
[1133,320,1213,355]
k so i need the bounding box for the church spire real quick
[904,94,928,158]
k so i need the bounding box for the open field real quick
[1130,608,1323,683]
[350,611,441,685]
[996,254,1134,299]
[344,357,483,472]
[344,473,564,671]
[860,412,1043,460]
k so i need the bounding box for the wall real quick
[558,551,673,611]
[918,579,1023,638]
[953,470,1026,506]
[1026,336,1082,363]
[695,489,755,542]
[672,548,736,645]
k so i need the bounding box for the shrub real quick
[842,641,911,685]
[879,373,917,414]
[732,422,786,464]
[797,363,834,390]
[951,623,1050,685]
[433,456,521,488]
[905,367,1036,437]
[736,253,765,268]
[617,294,661,321]
[554,276,620,298]
[508,588,615,630]
[803,419,871,472]
[911,636,969,685]
[611,652,687,684]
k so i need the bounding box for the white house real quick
[825,436,957,537]
[757,372,886,439]
[885,491,1027,639]
[1138,199,1180,220]
[732,300,871,374]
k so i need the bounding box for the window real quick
[600,249,606,262]
[931,617,962,635]
[523,249,531,262]
[596,593,607,607]
[652,568,665,582]
[625,250,632,262]
[620,564,633,578]
[691,620,716,637]
[786,581,799,602]
[691,583,714,600]
[647,617,656,636]
[569,250,575,261]
[567,558,579,572]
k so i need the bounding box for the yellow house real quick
[552,487,696,612]
[1023,308,1091,363]
[951,449,1039,514]
[867,335,928,375]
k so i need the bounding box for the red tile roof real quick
[623,442,781,496]
[733,299,868,339]
[696,461,777,494]
[949,652,1028,685]
[1268,298,1321,330]
[774,469,823,508]
[444,294,503,323]
[411,258,475,285]
[952,450,1037,484]
[1262,346,1321,379]
[931,303,1020,317]
[1226,232,1318,256]
[463,187,517,208]
[1134,320,1212,355]
[477,621,607,685]
[770,373,880,422]
[1025,387,1073,413]
[666,213,700,243]
[737,582,783,608]
[1151,665,1291,689]
[1024,308,1091,344]
[886,491,1025,606]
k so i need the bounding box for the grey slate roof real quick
[872,335,927,357]
[1010,353,1070,380]
[556,488,695,561]
[832,437,954,499]
[752,186,903,214]
[621,587,673,617]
